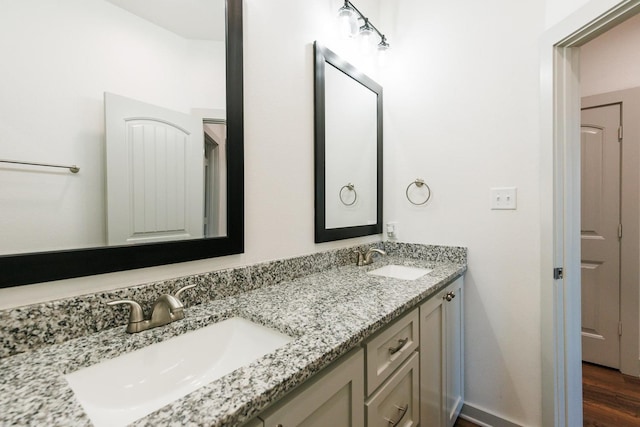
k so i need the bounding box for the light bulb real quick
[337,1,358,38]
[377,36,390,66]
[359,19,375,53]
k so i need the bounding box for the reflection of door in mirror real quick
[203,120,227,238]
[105,93,206,245]
[0,0,226,255]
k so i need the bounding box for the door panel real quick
[580,104,621,369]
[105,92,204,245]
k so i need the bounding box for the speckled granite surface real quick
[0,243,466,427]
[0,243,388,359]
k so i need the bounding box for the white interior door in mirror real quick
[324,64,377,229]
[105,93,204,245]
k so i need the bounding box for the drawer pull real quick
[388,337,409,355]
[384,403,409,427]
[444,291,456,302]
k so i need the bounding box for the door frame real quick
[541,1,640,425]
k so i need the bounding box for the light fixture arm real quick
[343,0,388,45]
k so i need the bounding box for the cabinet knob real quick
[443,291,456,302]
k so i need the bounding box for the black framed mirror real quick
[314,42,382,243]
[0,0,244,288]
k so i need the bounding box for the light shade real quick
[377,35,390,66]
[337,1,359,38]
[359,18,375,53]
[378,35,390,51]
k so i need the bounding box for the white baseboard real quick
[460,403,523,427]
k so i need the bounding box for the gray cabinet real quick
[365,309,420,427]
[419,277,464,427]
[256,275,464,427]
[258,348,364,427]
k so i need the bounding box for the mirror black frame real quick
[0,0,244,288]
[313,42,383,243]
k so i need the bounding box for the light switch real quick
[490,187,517,210]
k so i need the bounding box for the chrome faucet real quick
[107,284,197,333]
[354,247,386,266]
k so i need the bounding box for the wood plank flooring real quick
[583,362,640,426]
[454,417,481,427]
[450,362,640,427]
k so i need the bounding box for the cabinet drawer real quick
[365,351,419,427]
[365,308,419,395]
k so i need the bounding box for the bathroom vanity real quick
[0,243,466,426]
[252,277,463,427]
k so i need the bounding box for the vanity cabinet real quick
[258,348,364,427]
[365,309,420,427]
[254,276,464,427]
[419,277,464,427]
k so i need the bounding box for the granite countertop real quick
[0,255,466,426]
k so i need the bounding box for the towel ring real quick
[339,183,357,206]
[406,178,431,206]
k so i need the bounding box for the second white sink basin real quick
[368,265,433,280]
[65,317,292,427]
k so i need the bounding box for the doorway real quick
[542,1,640,425]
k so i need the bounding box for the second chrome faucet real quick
[107,283,197,333]
[354,247,386,266]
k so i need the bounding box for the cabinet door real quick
[419,290,446,427]
[259,348,364,427]
[445,277,464,427]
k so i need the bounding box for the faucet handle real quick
[107,300,145,324]
[174,283,198,300]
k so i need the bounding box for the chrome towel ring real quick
[406,178,431,206]
[339,183,358,206]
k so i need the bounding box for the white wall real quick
[545,0,591,28]
[383,0,545,424]
[0,0,225,255]
[581,12,640,96]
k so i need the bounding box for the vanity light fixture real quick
[336,0,390,54]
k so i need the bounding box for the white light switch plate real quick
[490,187,517,210]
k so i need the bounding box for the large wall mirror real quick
[313,42,382,242]
[0,0,244,288]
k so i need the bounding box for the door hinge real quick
[619,322,623,336]
[553,267,563,280]
[618,125,623,142]
[619,223,623,239]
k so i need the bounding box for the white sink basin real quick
[65,317,292,427]
[368,265,433,280]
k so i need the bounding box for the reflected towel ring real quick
[406,178,431,206]
[339,183,358,206]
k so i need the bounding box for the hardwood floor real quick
[450,362,640,427]
[583,362,640,426]
[454,417,481,427]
